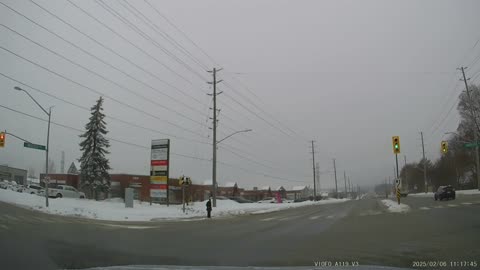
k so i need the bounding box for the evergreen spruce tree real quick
[79,97,111,199]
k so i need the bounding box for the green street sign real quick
[463,142,480,149]
[24,142,46,151]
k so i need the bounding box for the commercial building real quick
[0,165,27,185]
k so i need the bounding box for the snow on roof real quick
[259,186,270,191]
[202,180,212,185]
[292,186,307,191]
[224,182,237,188]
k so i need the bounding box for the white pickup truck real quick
[48,185,86,199]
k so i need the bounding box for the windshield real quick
[1,1,480,269]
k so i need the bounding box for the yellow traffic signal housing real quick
[0,132,5,148]
[441,141,448,154]
[392,136,400,154]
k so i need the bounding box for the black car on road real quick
[434,185,456,201]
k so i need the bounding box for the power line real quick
[97,0,208,82]
[0,1,283,166]
[0,23,209,124]
[1,1,206,108]
[29,0,195,87]
[225,75,308,137]
[141,1,307,141]
[223,92,292,137]
[4,0,250,142]
[219,144,311,179]
[0,46,206,138]
[223,81,297,137]
[144,0,220,67]
[0,72,210,146]
[0,103,307,184]
[119,0,209,71]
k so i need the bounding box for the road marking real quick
[30,216,55,223]
[447,204,458,207]
[279,217,293,221]
[100,224,157,230]
[419,207,430,210]
[309,215,321,220]
[326,215,334,219]
[433,205,444,209]
[3,214,20,221]
[260,217,276,221]
[0,224,8,230]
[461,202,473,205]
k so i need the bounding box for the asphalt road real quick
[1,194,480,270]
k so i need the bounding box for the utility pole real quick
[316,162,320,194]
[61,151,65,174]
[208,67,223,207]
[311,141,317,200]
[420,131,427,193]
[348,176,351,194]
[385,177,388,198]
[459,66,480,191]
[343,171,347,198]
[333,159,338,198]
[403,155,407,190]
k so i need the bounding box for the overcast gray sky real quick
[1,0,480,190]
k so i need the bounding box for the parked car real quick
[229,197,253,203]
[0,180,8,189]
[282,198,293,203]
[434,185,456,201]
[48,185,86,199]
[257,197,276,203]
[294,197,309,203]
[23,184,44,195]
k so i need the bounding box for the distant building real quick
[67,161,81,174]
[0,165,27,185]
[287,186,310,200]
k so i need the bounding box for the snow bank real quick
[409,189,480,197]
[409,192,433,197]
[0,189,349,222]
[381,199,410,213]
[456,189,480,195]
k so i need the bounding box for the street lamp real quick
[14,86,52,207]
[217,129,252,144]
[445,131,480,190]
[211,128,252,207]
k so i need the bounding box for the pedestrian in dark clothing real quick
[206,198,212,218]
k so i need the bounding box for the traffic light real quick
[441,141,448,154]
[392,136,400,154]
[0,132,5,148]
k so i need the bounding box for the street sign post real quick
[23,142,46,151]
[180,176,191,213]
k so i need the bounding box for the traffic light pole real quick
[395,153,399,179]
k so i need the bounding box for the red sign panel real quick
[150,184,167,190]
[151,160,168,166]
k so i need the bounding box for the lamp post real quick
[212,129,252,207]
[14,86,52,207]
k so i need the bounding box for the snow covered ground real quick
[381,199,410,213]
[0,189,349,222]
[409,189,480,197]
